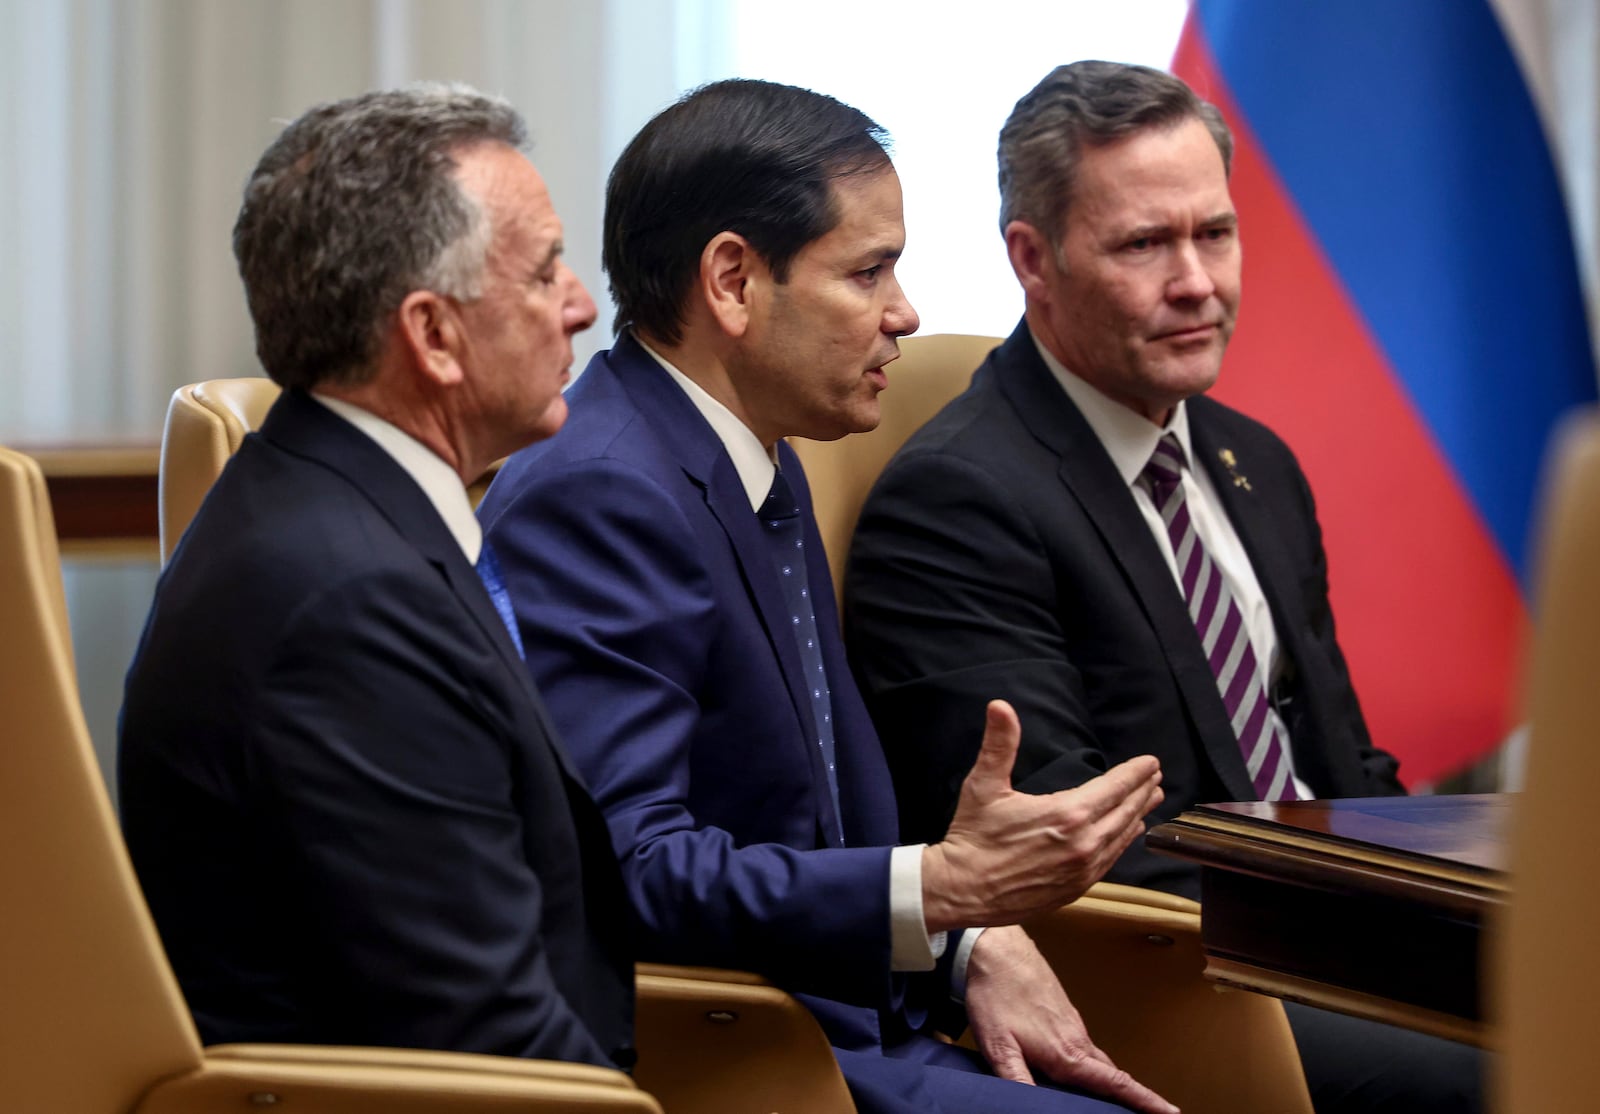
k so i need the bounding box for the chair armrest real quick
[204,1042,635,1086]
[635,963,855,1114]
[136,1046,659,1113]
[1082,880,1203,914]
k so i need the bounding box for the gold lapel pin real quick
[1219,448,1252,491]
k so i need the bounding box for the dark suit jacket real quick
[846,323,1404,898]
[119,389,633,1067]
[478,336,970,1093]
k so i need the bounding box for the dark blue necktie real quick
[475,539,525,660]
[758,469,843,839]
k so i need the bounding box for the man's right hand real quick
[921,700,1163,932]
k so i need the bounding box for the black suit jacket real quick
[845,323,1403,897]
[119,389,633,1066]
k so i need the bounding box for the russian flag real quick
[1174,1,1596,785]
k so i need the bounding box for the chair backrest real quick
[0,445,206,1110]
[158,377,281,563]
[789,333,1000,603]
[1497,410,1600,1112]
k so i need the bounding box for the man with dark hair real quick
[845,60,1481,1112]
[119,85,634,1069]
[479,78,1172,1114]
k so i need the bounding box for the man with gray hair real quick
[118,85,634,1070]
[847,61,1481,1111]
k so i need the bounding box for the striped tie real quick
[1141,434,1299,801]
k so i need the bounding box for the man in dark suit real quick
[480,79,1172,1114]
[118,86,634,1069]
[845,61,1479,1113]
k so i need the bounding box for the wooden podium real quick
[1146,794,1509,1046]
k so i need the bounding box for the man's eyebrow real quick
[537,240,565,270]
[1201,210,1239,229]
[856,244,903,266]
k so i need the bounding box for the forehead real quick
[1066,117,1232,232]
[454,142,559,248]
[802,166,906,259]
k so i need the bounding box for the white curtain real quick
[0,0,733,444]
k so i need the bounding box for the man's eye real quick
[858,265,882,281]
[1124,237,1154,252]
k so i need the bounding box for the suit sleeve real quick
[845,450,1114,844]
[485,458,898,1006]
[248,566,612,1065]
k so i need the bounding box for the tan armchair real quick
[790,333,1001,605]
[1496,410,1600,1112]
[0,443,661,1113]
[157,381,856,1114]
[791,334,1314,1114]
[158,377,279,563]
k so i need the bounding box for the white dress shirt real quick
[1032,334,1312,799]
[639,340,953,973]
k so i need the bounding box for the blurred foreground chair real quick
[1497,410,1600,1112]
[159,381,856,1113]
[0,442,661,1112]
[792,335,1314,1114]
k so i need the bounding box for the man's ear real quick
[396,289,466,387]
[1005,220,1057,303]
[699,232,757,339]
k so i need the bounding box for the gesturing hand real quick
[923,700,1163,932]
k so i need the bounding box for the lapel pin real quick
[1218,448,1252,491]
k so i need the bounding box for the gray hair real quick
[998,61,1233,246]
[232,83,526,390]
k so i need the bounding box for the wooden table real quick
[1146,794,1510,1046]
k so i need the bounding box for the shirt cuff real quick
[949,925,985,1001]
[888,843,947,971]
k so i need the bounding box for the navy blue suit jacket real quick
[119,389,634,1067]
[846,323,1404,898]
[479,335,961,1052]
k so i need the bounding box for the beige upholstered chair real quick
[790,333,1001,604]
[157,381,857,1114]
[0,443,662,1113]
[1023,893,1313,1113]
[792,334,1315,1114]
[158,377,279,563]
[1496,410,1600,1113]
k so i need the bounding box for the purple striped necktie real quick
[1140,434,1300,801]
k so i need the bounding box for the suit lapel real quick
[261,390,586,786]
[604,339,844,842]
[992,326,1258,800]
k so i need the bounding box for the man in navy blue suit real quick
[479,79,1171,1114]
[119,86,634,1068]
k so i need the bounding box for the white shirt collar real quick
[1030,329,1195,486]
[637,337,778,511]
[310,392,483,563]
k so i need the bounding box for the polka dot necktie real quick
[758,469,844,838]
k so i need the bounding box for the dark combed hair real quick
[232,84,525,390]
[998,60,1233,245]
[603,78,891,345]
